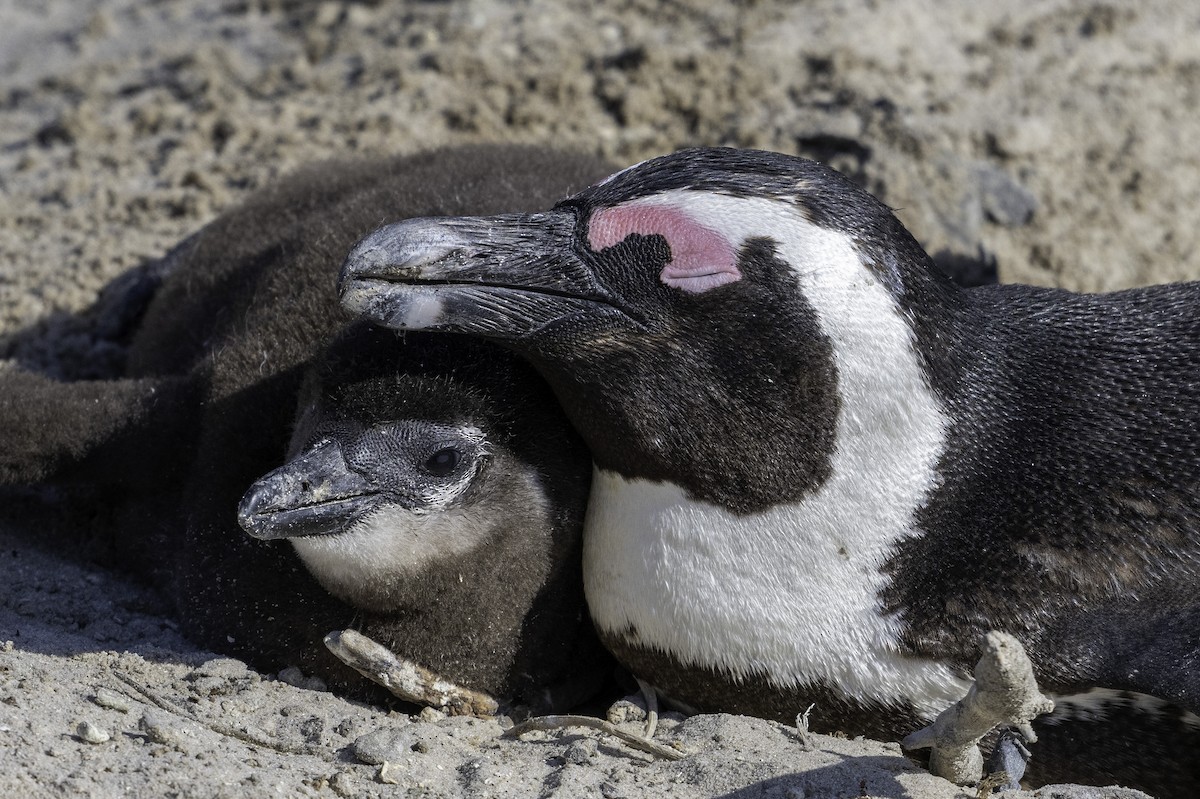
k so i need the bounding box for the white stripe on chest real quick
[583,191,969,718]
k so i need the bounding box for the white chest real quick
[583,470,970,719]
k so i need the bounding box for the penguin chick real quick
[339,146,1200,795]
[238,325,513,608]
[229,322,602,708]
[240,383,547,616]
[0,145,614,708]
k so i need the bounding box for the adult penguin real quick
[339,146,1200,793]
[0,145,612,709]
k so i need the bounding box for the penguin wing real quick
[85,246,191,347]
[0,367,194,484]
[1042,590,1200,714]
[1104,602,1200,713]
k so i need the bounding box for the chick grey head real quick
[237,323,582,613]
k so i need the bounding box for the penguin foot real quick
[324,629,499,717]
[982,727,1032,791]
[901,631,1054,785]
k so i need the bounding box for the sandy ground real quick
[3,0,1198,796]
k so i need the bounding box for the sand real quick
[2,0,1195,796]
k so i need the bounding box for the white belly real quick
[583,469,971,719]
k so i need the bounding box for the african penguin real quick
[339,146,1200,794]
[0,145,614,708]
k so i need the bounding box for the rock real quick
[352,727,411,765]
[91,687,131,713]
[976,164,1038,226]
[138,711,198,753]
[275,665,327,692]
[607,696,649,726]
[75,721,110,744]
[563,738,597,764]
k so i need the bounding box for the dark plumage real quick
[0,145,614,708]
[340,146,1200,794]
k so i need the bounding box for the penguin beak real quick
[338,211,630,339]
[238,440,380,541]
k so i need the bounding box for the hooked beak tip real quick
[341,218,470,286]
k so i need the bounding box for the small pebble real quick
[353,728,410,765]
[276,665,327,692]
[191,657,250,680]
[92,687,132,713]
[378,762,404,785]
[606,696,648,725]
[418,706,446,723]
[76,721,110,744]
[563,738,597,764]
[329,770,357,798]
[139,711,196,752]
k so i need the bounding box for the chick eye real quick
[424,447,462,477]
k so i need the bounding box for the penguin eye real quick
[424,447,462,477]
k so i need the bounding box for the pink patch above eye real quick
[587,205,741,293]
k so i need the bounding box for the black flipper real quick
[0,367,192,484]
[1024,594,1200,797]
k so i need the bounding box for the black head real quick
[339,148,961,511]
